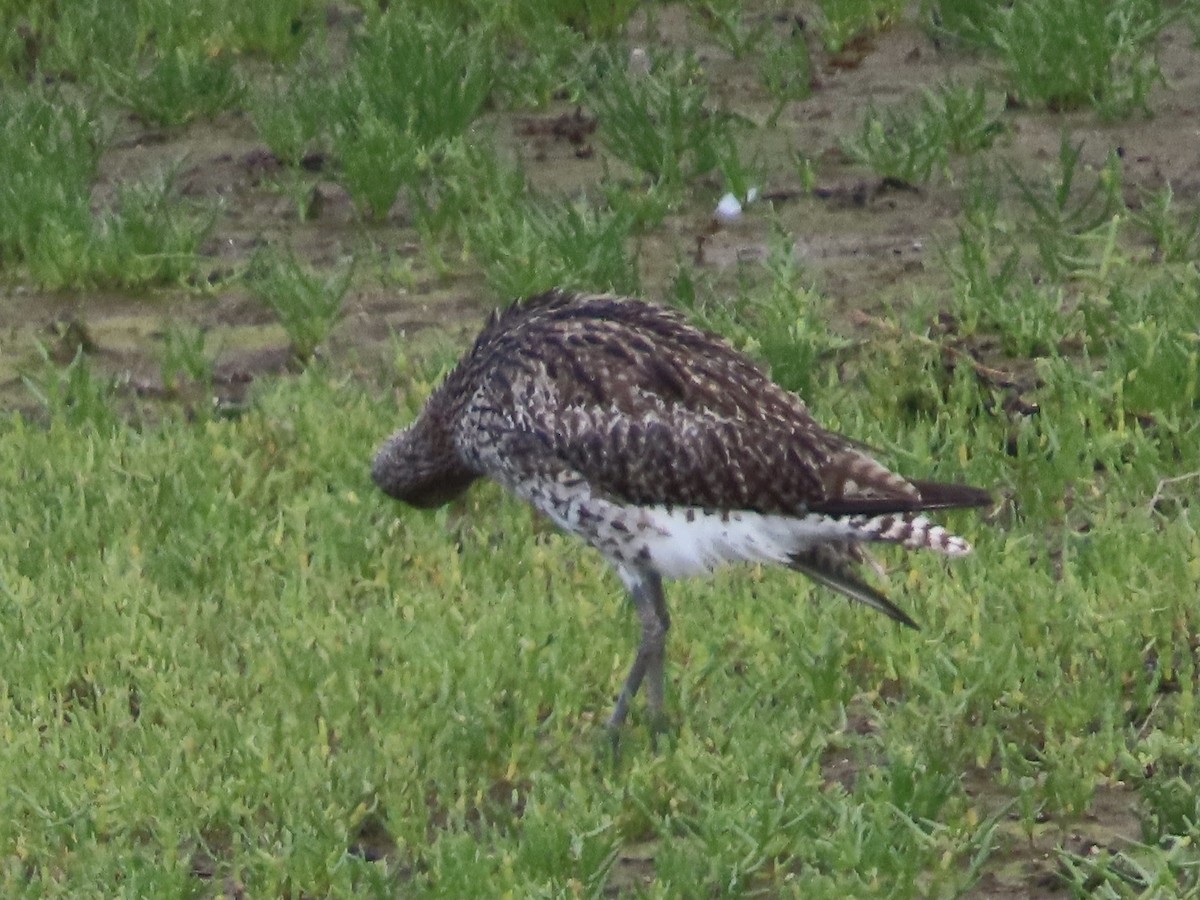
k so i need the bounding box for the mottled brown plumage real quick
[373,290,990,730]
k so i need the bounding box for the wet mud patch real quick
[5,13,1198,417]
[963,778,1145,900]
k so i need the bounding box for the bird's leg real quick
[608,572,670,732]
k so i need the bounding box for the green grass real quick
[0,92,210,289]
[593,54,742,188]
[159,322,215,399]
[758,28,814,125]
[250,61,335,167]
[1131,184,1200,264]
[2,276,1196,895]
[943,136,1195,363]
[247,247,354,366]
[842,82,1003,187]
[329,6,496,221]
[818,0,905,52]
[468,194,640,299]
[99,47,247,127]
[696,0,772,59]
[925,0,1175,118]
[993,0,1171,118]
[9,0,325,84]
[1,0,1200,896]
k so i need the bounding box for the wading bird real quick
[372,290,989,732]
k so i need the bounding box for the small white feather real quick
[713,193,743,224]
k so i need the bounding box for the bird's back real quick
[461,289,815,425]
[451,291,987,519]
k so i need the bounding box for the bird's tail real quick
[788,544,919,629]
[908,480,993,511]
[846,511,976,556]
[785,498,987,629]
[785,475,988,629]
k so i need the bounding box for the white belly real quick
[620,506,855,579]
[512,476,970,581]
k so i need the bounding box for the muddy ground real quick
[3,5,1198,896]
[5,9,1198,418]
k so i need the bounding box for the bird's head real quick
[371,417,477,509]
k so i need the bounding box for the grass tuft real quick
[819,0,905,52]
[758,28,814,125]
[249,58,335,167]
[469,194,639,299]
[99,47,247,127]
[0,93,209,289]
[246,248,353,366]
[842,82,1003,186]
[929,0,1175,117]
[1006,137,1124,280]
[329,7,495,221]
[593,55,741,188]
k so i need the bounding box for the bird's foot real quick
[603,709,673,763]
[605,720,624,766]
[646,709,672,754]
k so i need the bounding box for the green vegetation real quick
[159,322,215,399]
[697,0,771,59]
[1,0,1199,897]
[594,55,741,188]
[99,47,247,128]
[469,196,640,299]
[991,0,1171,118]
[250,64,335,167]
[819,0,905,52]
[759,31,814,125]
[6,0,325,83]
[0,92,209,289]
[247,248,354,366]
[1131,184,1200,264]
[330,9,496,221]
[4,245,1196,895]
[925,0,1176,117]
[842,82,1003,186]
